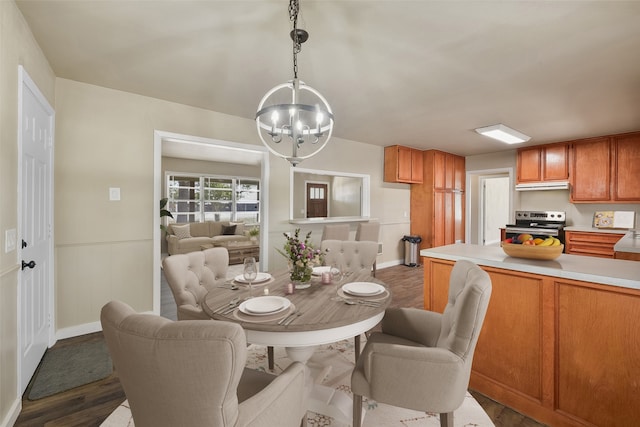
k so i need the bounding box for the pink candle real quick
[321,272,332,285]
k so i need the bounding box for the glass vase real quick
[290,264,312,289]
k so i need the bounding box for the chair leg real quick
[440,412,453,427]
[354,334,361,363]
[353,394,362,427]
[268,346,274,370]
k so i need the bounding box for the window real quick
[166,173,260,224]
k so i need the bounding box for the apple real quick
[504,237,513,244]
[517,233,533,243]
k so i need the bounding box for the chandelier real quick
[256,0,334,167]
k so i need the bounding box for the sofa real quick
[166,221,250,255]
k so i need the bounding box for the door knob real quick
[22,260,36,270]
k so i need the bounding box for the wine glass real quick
[243,257,258,298]
[330,255,345,301]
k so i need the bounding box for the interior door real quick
[481,176,510,246]
[306,183,328,218]
[19,67,54,393]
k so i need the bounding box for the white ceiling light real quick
[475,124,531,144]
[255,0,334,167]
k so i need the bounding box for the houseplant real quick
[159,198,174,233]
[278,228,325,288]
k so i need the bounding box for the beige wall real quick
[54,77,410,334]
[0,1,56,425]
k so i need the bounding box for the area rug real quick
[28,339,113,400]
[101,339,494,426]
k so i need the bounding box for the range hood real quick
[515,181,570,191]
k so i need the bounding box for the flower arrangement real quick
[278,228,325,284]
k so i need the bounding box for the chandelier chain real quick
[289,0,301,78]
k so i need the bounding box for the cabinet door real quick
[613,134,640,201]
[570,138,611,202]
[444,153,455,190]
[454,190,465,243]
[517,147,542,183]
[454,155,465,190]
[397,146,413,182]
[433,190,446,247]
[433,151,446,190]
[411,148,424,183]
[543,143,569,181]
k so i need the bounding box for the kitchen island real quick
[421,244,640,427]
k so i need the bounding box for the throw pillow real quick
[172,224,192,240]
[221,224,237,235]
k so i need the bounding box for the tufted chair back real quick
[320,240,378,276]
[162,247,229,320]
[101,300,309,427]
[321,224,350,241]
[436,259,492,359]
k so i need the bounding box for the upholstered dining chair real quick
[351,259,492,427]
[101,300,309,427]
[320,240,378,277]
[162,247,275,368]
[321,224,350,241]
[320,239,379,359]
[162,247,229,321]
[355,222,380,277]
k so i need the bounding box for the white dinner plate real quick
[239,296,291,316]
[312,266,331,276]
[234,272,271,284]
[342,282,386,297]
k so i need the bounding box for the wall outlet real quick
[5,229,16,253]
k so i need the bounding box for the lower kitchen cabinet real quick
[565,230,625,258]
[423,257,640,427]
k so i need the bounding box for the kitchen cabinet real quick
[410,150,465,250]
[516,142,569,184]
[423,256,640,427]
[384,145,423,184]
[570,131,640,203]
[615,251,640,261]
[565,230,625,258]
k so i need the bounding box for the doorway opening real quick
[466,168,513,246]
[153,131,269,315]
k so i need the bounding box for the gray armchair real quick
[101,300,309,427]
[351,260,492,427]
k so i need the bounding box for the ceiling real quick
[16,0,640,158]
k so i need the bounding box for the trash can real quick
[402,235,422,267]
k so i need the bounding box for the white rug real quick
[101,339,494,427]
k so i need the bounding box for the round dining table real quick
[202,268,392,425]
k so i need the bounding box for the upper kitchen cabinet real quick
[516,142,569,184]
[384,145,423,184]
[570,132,640,203]
[612,133,640,201]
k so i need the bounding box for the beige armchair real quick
[162,247,229,320]
[163,247,275,368]
[101,300,309,427]
[351,260,492,427]
[320,240,378,276]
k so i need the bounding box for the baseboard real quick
[0,396,21,427]
[376,259,404,270]
[55,309,156,341]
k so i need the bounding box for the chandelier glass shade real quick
[255,0,334,166]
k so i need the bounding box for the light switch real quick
[5,228,16,253]
[109,187,121,201]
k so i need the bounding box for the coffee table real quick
[218,241,260,264]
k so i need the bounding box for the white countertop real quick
[421,243,640,290]
[613,231,640,254]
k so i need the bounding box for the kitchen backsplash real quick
[518,190,639,229]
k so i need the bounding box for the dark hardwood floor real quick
[15,264,546,426]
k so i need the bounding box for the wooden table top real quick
[202,269,391,333]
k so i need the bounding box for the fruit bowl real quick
[501,242,564,260]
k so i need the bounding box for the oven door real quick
[505,226,561,238]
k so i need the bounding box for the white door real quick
[18,66,54,393]
[480,176,510,246]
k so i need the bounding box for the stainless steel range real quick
[505,210,566,244]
